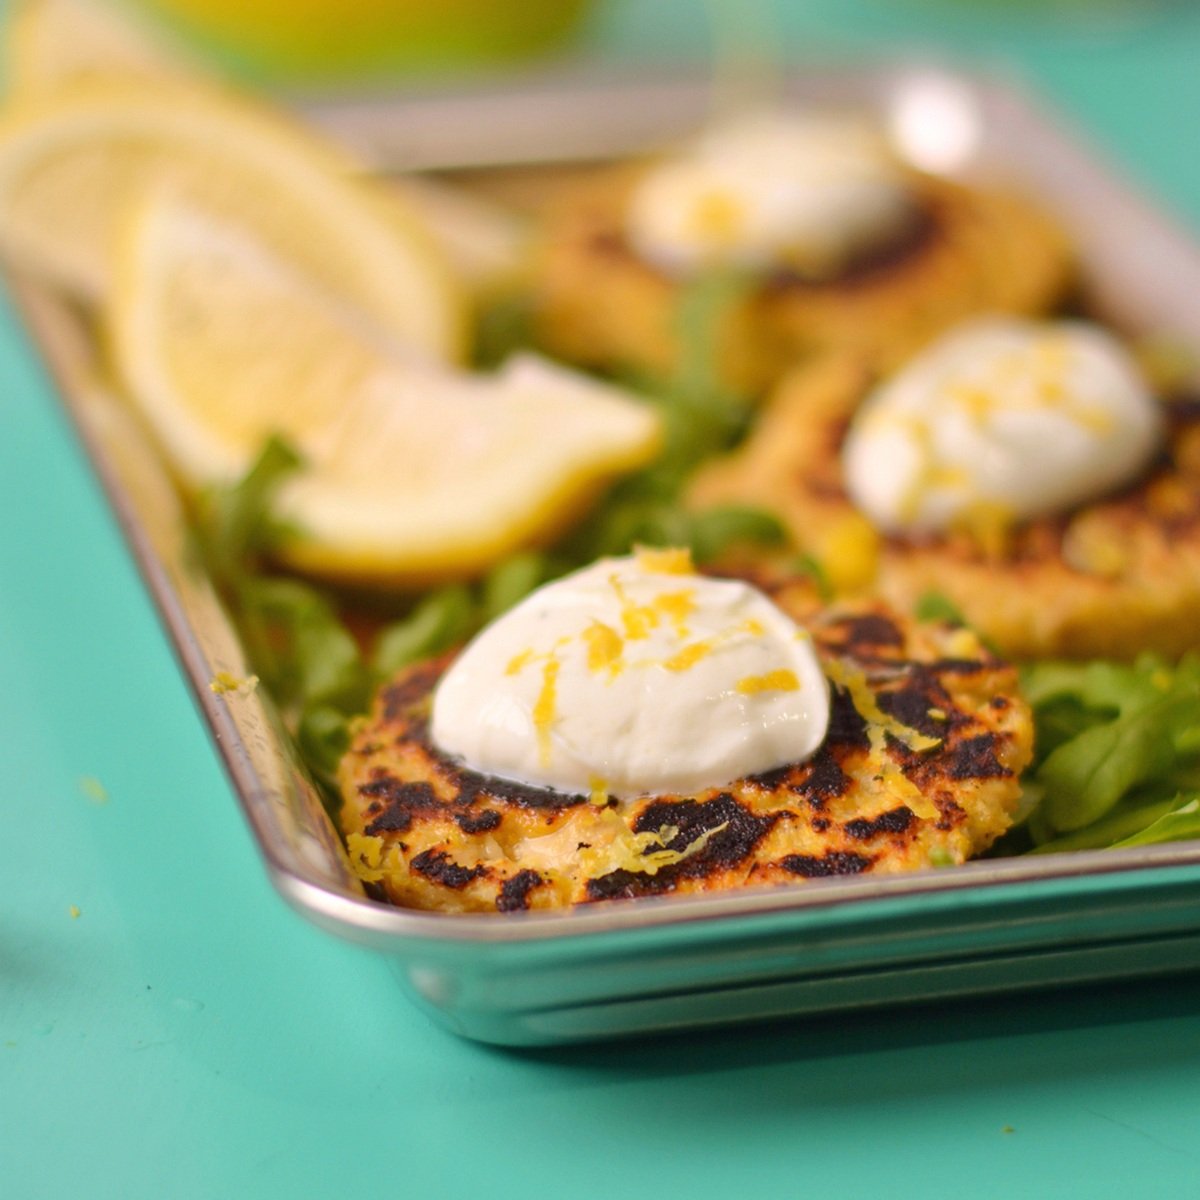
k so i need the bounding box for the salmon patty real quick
[690,353,1200,660]
[338,584,1032,913]
[528,166,1072,397]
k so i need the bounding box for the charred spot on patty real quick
[945,735,1013,780]
[826,684,871,749]
[829,612,906,651]
[456,808,503,833]
[634,792,779,873]
[360,777,439,834]
[780,851,876,877]
[364,807,413,836]
[876,668,960,737]
[585,868,663,903]
[455,767,589,811]
[410,849,488,890]
[770,202,940,290]
[497,870,543,913]
[792,750,851,808]
[843,806,915,840]
[380,657,448,722]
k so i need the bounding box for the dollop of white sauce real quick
[627,110,915,279]
[842,317,1164,535]
[430,554,830,799]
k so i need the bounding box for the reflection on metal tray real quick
[13,65,1200,1047]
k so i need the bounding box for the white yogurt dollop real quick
[627,110,915,279]
[431,553,830,799]
[842,317,1163,535]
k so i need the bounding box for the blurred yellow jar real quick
[138,0,595,83]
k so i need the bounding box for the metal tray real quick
[14,64,1200,1047]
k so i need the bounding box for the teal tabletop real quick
[5,2,1200,1197]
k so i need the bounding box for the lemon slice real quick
[6,0,198,97]
[0,79,464,359]
[111,196,662,584]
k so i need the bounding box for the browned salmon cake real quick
[338,584,1032,913]
[528,165,1072,397]
[690,354,1200,660]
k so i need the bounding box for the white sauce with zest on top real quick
[627,110,915,279]
[842,317,1164,535]
[430,553,830,800]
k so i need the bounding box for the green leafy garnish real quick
[685,505,785,564]
[373,585,477,676]
[1111,797,1200,848]
[1020,655,1200,850]
[191,435,302,585]
[481,550,549,622]
[914,589,968,626]
[561,270,776,565]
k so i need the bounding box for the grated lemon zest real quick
[209,671,259,695]
[506,648,535,676]
[583,621,624,678]
[663,640,713,672]
[634,546,695,575]
[346,832,388,883]
[588,777,612,807]
[532,657,560,767]
[824,659,942,754]
[736,669,800,695]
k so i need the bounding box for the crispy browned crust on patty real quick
[527,165,1073,396]
[337,586,1032,913]
[690,355,1200,660]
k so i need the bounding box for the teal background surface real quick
[5,1,1200,1195]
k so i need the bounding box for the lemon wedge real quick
[6,0,198,97]
[110,196,663,584]
[0,79,464,359]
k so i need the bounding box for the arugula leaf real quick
[237,576,369,716]
[193,436,303,588]
[1022,653,1200,845]
[1028,795,1184,854]
[686,505,785,564]
[1112,796,1200,848]
[373,585,477,676]
[914,590,968,626]
[297,703,356,785]
[1038,693,1185,831]
[481,550,548,621]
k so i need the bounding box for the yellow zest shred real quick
[655,589,696,638]
[867,725,938,819]
[69,905,81,919]
[532,657,560,766]
[346,832,388,883]
[625,820,730,875]
[817,512,880,595]
[588,776,611,807]
[948,383,997,425]
[583,620,624,677]
[690,189,745,246]
[634,545,695,575]
[663,640,713,672]
[506,648,535,676]
[736,669,800,695]
[79,776,109,804]
[953,500,1016,560]
[946,628,982,659]
[209,671,259,695]
[825,658,940,820]
[824,659,942,754]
